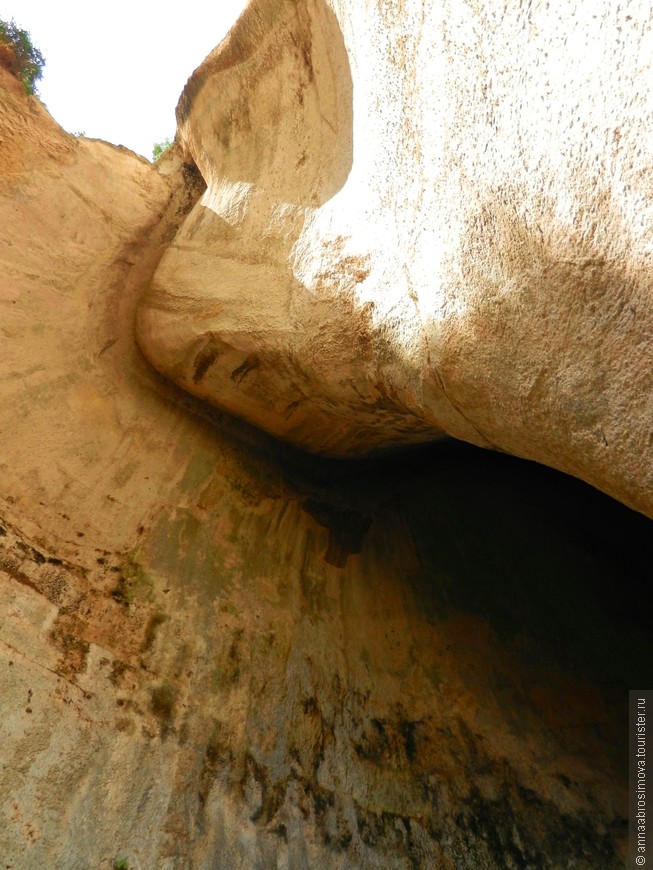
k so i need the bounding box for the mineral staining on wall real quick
[1,1,652,867]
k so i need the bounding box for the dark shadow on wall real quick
[287,438,651,865]
[113,322,649,867]
[176,0,353,207]
[282,437,653,688]
[384,440,652,678]
[438,184,653,517]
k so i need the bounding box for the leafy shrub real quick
[152,137,173,161]
[0,18,45,95]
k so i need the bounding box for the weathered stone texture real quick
[137,0,653,518]
[0,3,652,868]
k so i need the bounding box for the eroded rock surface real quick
[0,11,652,870]
[137,0,653,519]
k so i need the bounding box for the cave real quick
[1,1,651,867]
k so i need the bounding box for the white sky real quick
[1,0,248,159]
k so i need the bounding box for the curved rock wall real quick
[137,0,653,518]
[1,7,652,869]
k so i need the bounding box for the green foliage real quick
[152,137,173,161]
[0,18,45,95]
[114,859,129,870]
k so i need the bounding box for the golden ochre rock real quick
[137,0,653,520]
[0,4,651,867]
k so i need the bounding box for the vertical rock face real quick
[137,0,653,519]
[0,10,652,870]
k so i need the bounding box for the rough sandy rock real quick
[136,0,653,519]
[0,21,652,870]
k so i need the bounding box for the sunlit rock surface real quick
[137,0,653,519]
[0,8,652,870]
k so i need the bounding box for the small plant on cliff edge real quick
[152,137,173,161]
[0,19,45,95]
